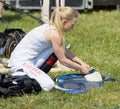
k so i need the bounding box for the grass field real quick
[0,9,120,109]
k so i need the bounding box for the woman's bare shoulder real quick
[45,29,61,42]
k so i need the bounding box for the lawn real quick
[0,9,120,109]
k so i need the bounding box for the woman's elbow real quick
[59,59,67,66]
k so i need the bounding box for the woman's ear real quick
[62,19,68,25]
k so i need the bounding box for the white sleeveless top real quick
[8,24,56,67]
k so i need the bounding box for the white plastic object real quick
[84,71,103,82]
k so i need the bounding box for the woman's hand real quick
[80,63,91,74]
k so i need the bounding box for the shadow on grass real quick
[4,13,22,22]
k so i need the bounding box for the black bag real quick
[0,32,6,48]
[0,28,25,58]
[0,73,41,97]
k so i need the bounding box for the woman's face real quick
[62,17,78,32]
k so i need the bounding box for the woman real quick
[8,6,91,91]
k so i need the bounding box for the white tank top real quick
[8,24,56,67]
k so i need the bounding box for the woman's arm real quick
[65,48,91,72]
[46,29,90,74]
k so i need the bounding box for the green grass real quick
[0,9,120,109]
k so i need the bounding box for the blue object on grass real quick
[55,72,104,94]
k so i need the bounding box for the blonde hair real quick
[50,6,78,44]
